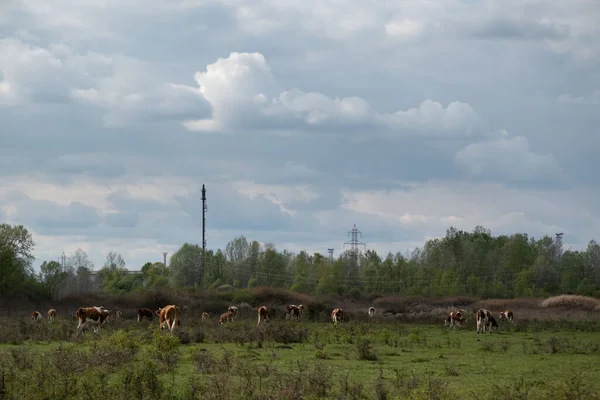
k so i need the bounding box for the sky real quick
[1,0,599,271]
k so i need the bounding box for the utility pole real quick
[201,184,207,287]
[327,248,334,265]
[202,184,207,255]
[163,252,168,268]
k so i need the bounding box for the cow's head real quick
[156,308,162,316]
[489,316,499,327]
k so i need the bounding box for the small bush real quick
[356,338,378,361]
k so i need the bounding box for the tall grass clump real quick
[540,295,600,310]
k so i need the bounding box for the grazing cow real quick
[76,306,111,335]
[32,311,42,322]
[227,306,238,320]
[368,307,376,318]
[137,308,154,322]
[445,311,465,328]
[476,309,499,334]
[257,306,270,326]
[331,308,344,325]
[47,309,56,323]
[115,310,123,320]
[286,304,304,319]
[499,310,514,322]
[219,311,234,325]
[201,312,209,321]
[156,305,181,332]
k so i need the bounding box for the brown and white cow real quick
[201,312,209,321]
[76,306,111,335]
[331,308,344,325]
[499,310,513,322]
[31,311,42,322]
[227,306,238,321]
[285,304,305,319]
[257,306,270,326]
[47,309,56,323]
[156,305,181,332]
[476,309,499,334]
[137,308,154,322]
[445,311,465,328]
[368,307,376,318]
[219,311,234,325]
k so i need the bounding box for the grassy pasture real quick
[1,310,600,400]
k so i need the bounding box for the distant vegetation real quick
[1,222,599,303]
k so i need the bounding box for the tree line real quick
[1,223,599,301]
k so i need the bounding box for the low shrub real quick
[540,295,600,310]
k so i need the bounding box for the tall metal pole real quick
[327,248,334,265]
[201,184,207,286]
[202,185,207,254]
[163,252,168,268]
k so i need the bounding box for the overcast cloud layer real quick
[1,0,599,270]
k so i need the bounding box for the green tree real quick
[39,260,68,300]
[0,224,35,297]
[141,261,170,288]
[170,243,203,288]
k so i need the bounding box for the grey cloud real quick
[455,135,567,184]
[466,19,570,41]
[1,0,599,270]
[12,197,103,232]
[104,212,139,228]
[173,184,303,232]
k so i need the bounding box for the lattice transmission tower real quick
[343,224,366,270]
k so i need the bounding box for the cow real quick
[156,305,181,332]
[476,309,499,334]
[499,310,513,322]
[219,311,234,326]
[368,307,376,318]
[115,310,123,320]
[31,311,42,322]
[445,310,466,328]
[201,312,209,321]
[76,306,111,335]
[331,308,344,326]
[137,308,154,322]
[257,306,270,326]
[285,304,304,319]
[227,306,238,320]
[47,309,56,323]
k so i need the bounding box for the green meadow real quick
[0,317,599,399]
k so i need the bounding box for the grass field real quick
[1,312,600,400]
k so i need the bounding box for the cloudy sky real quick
[1,0,599,271]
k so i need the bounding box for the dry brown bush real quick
[540,295,600,310]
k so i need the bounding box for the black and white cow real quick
[476,309,499,334]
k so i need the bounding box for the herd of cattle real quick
[29,304,514,336]
[445,308,514,333]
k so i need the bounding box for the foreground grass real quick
[1,318,600,399]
